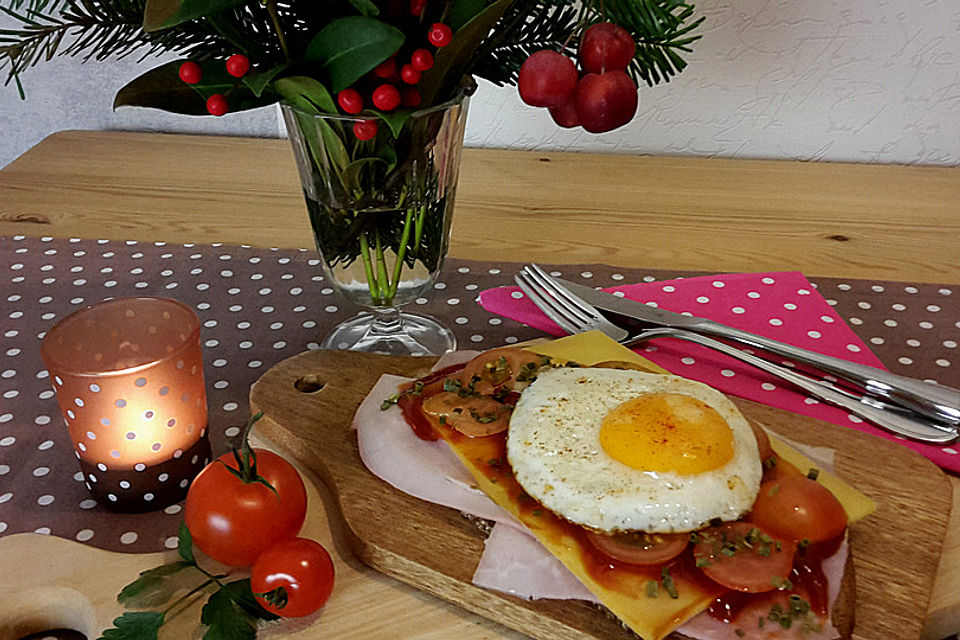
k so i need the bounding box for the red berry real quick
[338,88,364,114]
[372,58,397,78]
[427,23,453,47]
[401,88,422,107]
[225,54,250,78]
[574,71,638,133]
[548,97,579,128]
[410,0,426,16]
[410,49,434,72]
[206,94,229,116]
[517,50,578,108]
[372,84,401,111]
[400,64,421,85]
[178,61,202,84]
[579,23,635,73]
[353,119,378,140]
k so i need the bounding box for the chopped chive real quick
[645,580,659,598]
[807,467,820,481]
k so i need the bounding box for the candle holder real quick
[41,297,212,512]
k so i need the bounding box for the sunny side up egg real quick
[506,367,762,534]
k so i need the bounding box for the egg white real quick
[506,367,762,534]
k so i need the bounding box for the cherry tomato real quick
[749,474,848,544]
[185,448,307,567]
[421,391,512,436]
[748,420,776,467]
[585,530,688,566]
[693,521,797,593]
[252,538,335,617]
[455,347,546,394]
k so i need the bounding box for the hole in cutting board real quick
[19,631,86,640]
[294,375,325,393]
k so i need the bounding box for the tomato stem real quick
[218,411,281,499]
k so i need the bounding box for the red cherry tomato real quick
[251,538,335,617]
[693,521,797,593]
[337,88,364,114]
[206,94,229,116]
[410,48,434,72]
[427,22,453,47]
[750,474,848,544]
[185,448,307,566]
[585,530,688,566]
[517,50,578,108]
[578,23,636,73]
[353,119,378,140]
[372,84,401,111]
[178,61,202,84]
[225,54,250,78]
[455,347,546,394]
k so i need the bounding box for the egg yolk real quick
[599,392,734,475]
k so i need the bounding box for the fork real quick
[514,264,957,443]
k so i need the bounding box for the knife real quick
[555,276,960,427]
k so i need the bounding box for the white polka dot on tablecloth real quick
[120,531,138,545]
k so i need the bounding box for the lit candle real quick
[41,297,211,511]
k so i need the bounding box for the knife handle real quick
[691,320,960,426]
[647,328,958,444]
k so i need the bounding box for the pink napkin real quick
[479,271,960,472]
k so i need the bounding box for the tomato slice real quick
[749,473,848,544]
[748,420,776,468]
[584,530,689,566]
[455,347,547,394]
[421,391,512,436]
[693,521,797,593]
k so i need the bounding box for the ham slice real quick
[353,365,848,640]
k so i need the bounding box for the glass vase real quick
[282,90,470,356]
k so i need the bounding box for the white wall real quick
[2,0,959,169]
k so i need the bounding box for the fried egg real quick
[506,367,762,534]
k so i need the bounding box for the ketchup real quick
[395,363,467,441]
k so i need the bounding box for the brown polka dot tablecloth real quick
[1,233,958,554]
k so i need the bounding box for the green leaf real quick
[305,16,404,93]
[243,63,289,98]
[449,0,489,32]
[98,611,165,640]
[143,0,247,32]
[201,579,278,640]
[113,61,278,115]
[377,109,413,139]
[178,522,195,564]
[418,0,511,104]
[117,560,193,609]
[275,76,350,175]
[346,0,379,17]
[274,75,337,115]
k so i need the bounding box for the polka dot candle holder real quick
[41,297,212,512]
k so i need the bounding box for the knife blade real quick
[554,276,960,427]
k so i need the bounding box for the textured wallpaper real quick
[1,0,958,169]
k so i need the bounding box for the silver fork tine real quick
[514,272,581,335]
[525,264,629,341]
[522,265,594,326]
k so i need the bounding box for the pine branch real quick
[472,0,703,88]
[0,0,287,88]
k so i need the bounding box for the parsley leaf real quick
[201,579,279,640]
[98,611,165,640]
[116,560,194,608]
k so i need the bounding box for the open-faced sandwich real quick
[363,334,875,640]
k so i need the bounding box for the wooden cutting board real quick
[248,349,953,640]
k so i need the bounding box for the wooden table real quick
[1,130,959,639]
